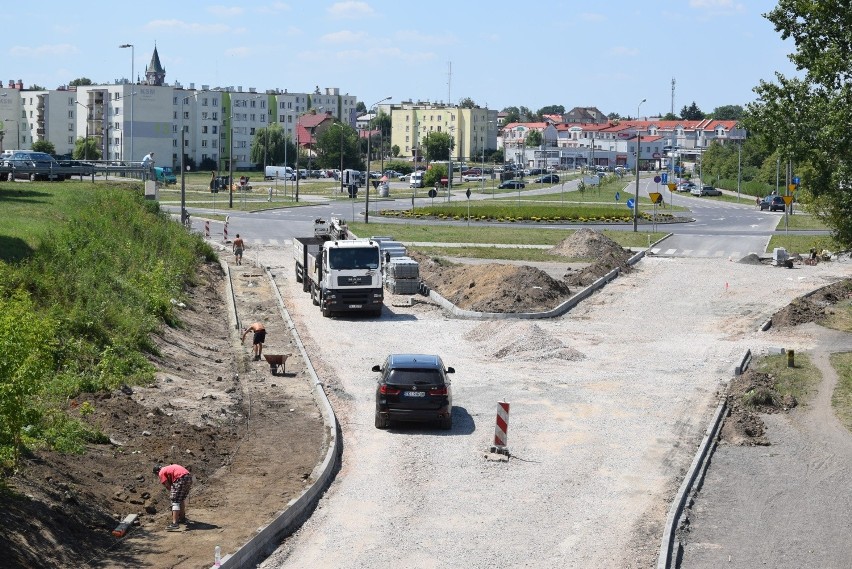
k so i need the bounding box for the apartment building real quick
[0,46,360,171]
[390,102,498,161]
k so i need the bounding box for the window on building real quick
[68,122,73,131]
[212,126,217,134]
[202,140,208,147]
[68,135,74,144]
[172,140,178,147]
[212,112,218,120]
[184,139,189,147]
[183,111,189,120]
[68,110,73,119]
[212,140,217,148]
[213,99,219,107]
[202,98,208,106]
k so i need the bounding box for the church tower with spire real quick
[144,45,166,86]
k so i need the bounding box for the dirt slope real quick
[0,261,325,569]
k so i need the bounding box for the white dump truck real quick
[293,218,384,317]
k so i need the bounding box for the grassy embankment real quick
[0,182,214,466]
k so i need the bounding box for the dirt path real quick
[1,259,327,569]
[681,323,852,567]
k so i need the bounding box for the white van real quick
[409,171,424,188]
[264,165,294,180]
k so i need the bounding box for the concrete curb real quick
[656,401,728,569]
[758,279,842,333]
[425,248,648,320]
[217,267,342,568]
[656,347,752,568]
[219,258,241,332]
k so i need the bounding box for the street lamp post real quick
[633,98,646,232]
[119,44,134,162]
[180,97,188,225]
[330,123,345,195]
[365,96,391,223]
[228,111,235,209]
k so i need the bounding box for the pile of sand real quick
[466,321,585,362]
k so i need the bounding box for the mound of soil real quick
[771,279,852,328]
[414,253,573,313]
[466,321,585,362]
[737,253,765,265]
[721,369,797,446]
[548,228,634,287]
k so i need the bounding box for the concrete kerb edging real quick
[216,266,342,569]
[425,245,650,320]
[656,400,728,569]
[219,258,241,332]
[758,280,841,333]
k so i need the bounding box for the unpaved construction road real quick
[251,248,851,569]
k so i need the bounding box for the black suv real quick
[760,195,786,211]
[372,354,454,429]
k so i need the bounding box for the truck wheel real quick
[375,412,389,429]
[29,173,37,181]
[322,305,331,318]
[311,285,319,306]
[439,414,453,430]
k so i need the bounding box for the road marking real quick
[269,239,279,246]
[664,248,677,255]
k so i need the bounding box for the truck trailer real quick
[294,218,384,317]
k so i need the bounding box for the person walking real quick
[153,464,193,531]
[232,233,245,266]
[242,322,266,361]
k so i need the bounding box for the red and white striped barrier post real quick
[204,220,210,239]
[490,401,510,455]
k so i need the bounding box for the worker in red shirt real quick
[154,464,193,531]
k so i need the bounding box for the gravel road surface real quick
[252,247,850,569]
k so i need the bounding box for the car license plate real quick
[349,304,361,309]
[404,391,425,397]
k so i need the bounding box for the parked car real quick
[398,173,411,182]
[462,173,487,182]
[760,195,787,211]
[532,174,560,184]
[373,354,454,429]
[678,181,696,192]
[409,171,424,188]
[1,150,62,181]
[691,185,722,196]
[498,180,526,189]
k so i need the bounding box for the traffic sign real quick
[649,192,663,204]
[667,182,677,192]
[661,172,668,184]
[466,188,471,199]
[627,198,635,209]
[788,183,797,193]
[782,195,794,205]
[654,175,661,184]
[428,188,437,198]
[793,176,800,185]
[615,191,620,202]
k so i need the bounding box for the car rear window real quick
[386,368,443,386]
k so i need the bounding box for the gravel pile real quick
[466,320,585,362]
[254,244,851,569]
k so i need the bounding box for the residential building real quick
[390,102,498,162]
[0,46,360,172]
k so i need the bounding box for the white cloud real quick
[208,5,244,17]
[9,44,78,57]
[327,1,374,19]
[257,2,291,14]
[608,46,639,57]
[224,46,252,58]
[321,30,368,44]
[390,30,456,47]
[145,19,234,34]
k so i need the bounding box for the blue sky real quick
[8,0,797,117]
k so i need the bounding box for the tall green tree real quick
[710,104,744,121]
[502,106,520,123]
[525,130,543,146]
[459,97,476,109]
[315,122,361,170]
[745,0,852,247]
[680,101,705,120]
[537,105,565,117]
[72,136,101,160]
[423,131,453,161]
[250,123,296,167]
[69,78,93,86]
[31,140,56,155]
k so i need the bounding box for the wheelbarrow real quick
[263,354,291,376]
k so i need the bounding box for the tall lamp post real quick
[330,123,346,194]
[365,96,391,223]
[633,98,646,232]
[228,110,235,208]
[180,97,188,225]
[119,44,134,163]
